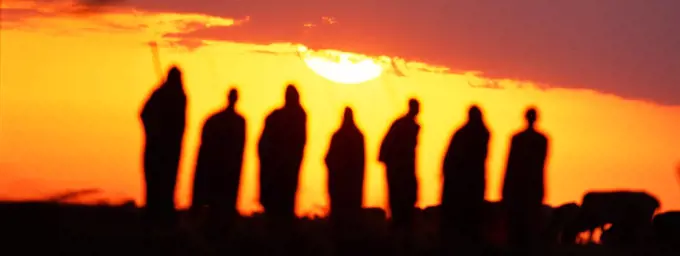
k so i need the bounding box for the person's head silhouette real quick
[166,66,182,84]
[468,105,483,124]
[285,84,300,107]
[407,98,420,118]
[525,107,538,129]
[343,107,355,125]
[227,88,238,108]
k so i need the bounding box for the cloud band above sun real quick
[2,0,679,105]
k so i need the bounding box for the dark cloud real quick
[162,37,206,51]
[78,0,125,6]
[0,9,46,28]
[468,79,506,90]
[130,0,680,105]
[68,0,126,15]
[7,0,680,104]
[1,0,127,20]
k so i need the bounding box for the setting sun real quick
[2,1,680,254]
[297,45,384,85]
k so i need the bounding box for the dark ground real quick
[0,202,675,256]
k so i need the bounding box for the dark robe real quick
[502,128,549,249]
[191,106,246,218]
[326,116,366,253]
[140,73,187,223]
[258,103,307,220]
[441,120,490,243]
[379,116,420,228]
[326,119,366,220]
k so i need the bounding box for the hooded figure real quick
[502,107,549,251]
[441,105,490,245]
[379,98,421,230]
[258,85,307,221]
[326,107,366,222]
[191,88,246,224]
[140,66,187,225]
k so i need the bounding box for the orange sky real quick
[1,7,679,217]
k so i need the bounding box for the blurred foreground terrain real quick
[2,199,679,256]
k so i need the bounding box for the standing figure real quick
[441,105,490,247]
[191,88,246,230]
[379,99,421,231]
[258,85,307,224]
[140,66,187,226]
[502,108,550,252]
[326,107,366,245]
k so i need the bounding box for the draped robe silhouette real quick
[502,108,549,250]
[191,89,246,221]
[325,108,366,255]
[326,108,366,222]
[140,66,187,223]
[441,106,490,244]
[379,99,420,229]
[258,85,307,220]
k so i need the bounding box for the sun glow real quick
[297,45,383,84]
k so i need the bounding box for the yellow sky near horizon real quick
[1,12,680,216]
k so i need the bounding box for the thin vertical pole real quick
[149,41,162,79]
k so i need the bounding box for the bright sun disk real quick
[298,45,383,84]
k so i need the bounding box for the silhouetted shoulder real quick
[538,132,548,143]
[140,89,161,118]
[267,108,284,121]
[232,112,246,125]
[514,129,547,141]
[205,112,222,123]
[237,113,246,122]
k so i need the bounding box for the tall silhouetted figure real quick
[441,105,490,248]
[258,85,307,224]
[140,66,187,227]
[379,99,420,232]
[326,107,366,251]
[502,107,549,253]
[191,88,246,231]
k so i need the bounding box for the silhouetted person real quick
[258,85,307,225]
[502,108,549,252]
[140,66,187,227]
[441,105,490,247]
[191,89,246,232]
[379,99,420,232]
[325,107,366,251]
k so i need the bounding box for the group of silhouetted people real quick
[140,66,549,252]
[440,106,549,253]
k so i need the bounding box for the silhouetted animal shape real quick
[191,88,246,223]
[543,202,581,244]
[441,105,490,245]
[140,66,187,225]
[563,191,659,245]
[258,85,307,221]
[379,98,420,230]
[653,211,680,248]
